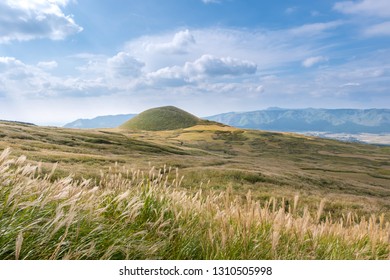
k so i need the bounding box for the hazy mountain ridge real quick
[205,108,390,134]
[63,108,390,134]
[63,114,136,129]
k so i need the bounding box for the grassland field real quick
[1,120,389,217]
[0,120,389,259]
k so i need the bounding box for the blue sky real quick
[0,0,389,125]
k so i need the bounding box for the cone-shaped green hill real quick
[119,106,203,131]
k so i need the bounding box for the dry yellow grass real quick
[1,120,389,222]
[1,148,389,259]
[184,124,240,132]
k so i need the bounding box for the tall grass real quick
[0,148,389,260]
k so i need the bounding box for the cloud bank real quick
[145,29,196,54]
[334,0,390,18]
[185,55,257,77]
[334,0,390,37]
[107,52,145,78]
[0,0,82,43]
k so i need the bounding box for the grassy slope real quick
[1,120,390,259]
[0,120,389,217]
[0,120,390,216]
[1,148,389,260]
[120,106,202,131]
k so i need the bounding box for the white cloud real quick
[0,56,24,67]
[363,21,390,37]
[6,23,387,122]
[1,24,341,102]
[145,54,257,87]
[198,82,265,95]
[37,60,58,70]
[0,56,57,97]
[304,54,390,100]
[334,1,390,38]
[302,56,328,68]
[289,21,343,36]
[0,0,82,43]
[125,29,200,71]
[337,65,386,80]
[145,29,196,54]
[107,52,144,78]
[340,82,360,87]
[145,66,189,87]
[125,25,337,74]
[74,52,146,91]
[0,55,110,99]
[185,55,257,77]
[334,0,390,18]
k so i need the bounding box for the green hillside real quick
[120,106,201,131]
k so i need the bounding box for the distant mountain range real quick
[205,108,390,134]
[63,108,390,134]
[63,114,136,129]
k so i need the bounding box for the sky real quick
[0,0,389,126]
